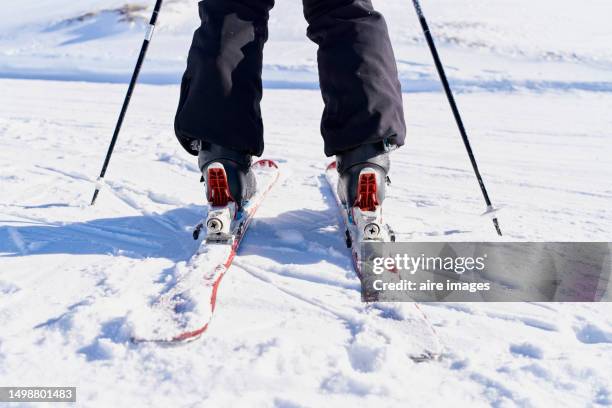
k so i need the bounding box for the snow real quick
[1,0,612,406]
[2,0,612,89]
[1,79,611,406]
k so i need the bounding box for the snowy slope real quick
[1,79,611,406]
[1,0,612,407]
[1,0,612,89]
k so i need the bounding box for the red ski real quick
[131,159,279,343]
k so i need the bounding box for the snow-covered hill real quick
[2,0,612,89]
[1,1,611,407]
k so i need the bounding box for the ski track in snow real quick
[0,78,611,406]
[0,3,612,402]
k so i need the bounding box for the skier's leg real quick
[175,0,274,157]
[303,0,406,157]
[303,0,404,208]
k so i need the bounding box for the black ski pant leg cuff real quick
[303,0,406,157]
[174,0,275,156]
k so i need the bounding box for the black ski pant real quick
[174,0,406,157]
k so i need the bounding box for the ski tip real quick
[130,336,171,345]
[129,324,208,345]
[253,159,279,169]
[172,327,208,343]
[409,351,443,363]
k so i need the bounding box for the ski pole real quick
[410,0,502,236]
[90,0,163,206]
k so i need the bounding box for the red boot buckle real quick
[355,173,379,212]
[207,167,233,207]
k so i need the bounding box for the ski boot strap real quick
[198,142,252,172]
[336,140,393,175]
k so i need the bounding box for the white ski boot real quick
[192,143,256,242]
[336,142,395,244]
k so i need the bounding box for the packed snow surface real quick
[1,79,611,406]
[1,0,612,406]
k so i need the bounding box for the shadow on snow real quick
[0,207,203,262]
[0,203,350,269]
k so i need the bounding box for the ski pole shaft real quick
[411,0,502,236]
[90,0,163,206]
